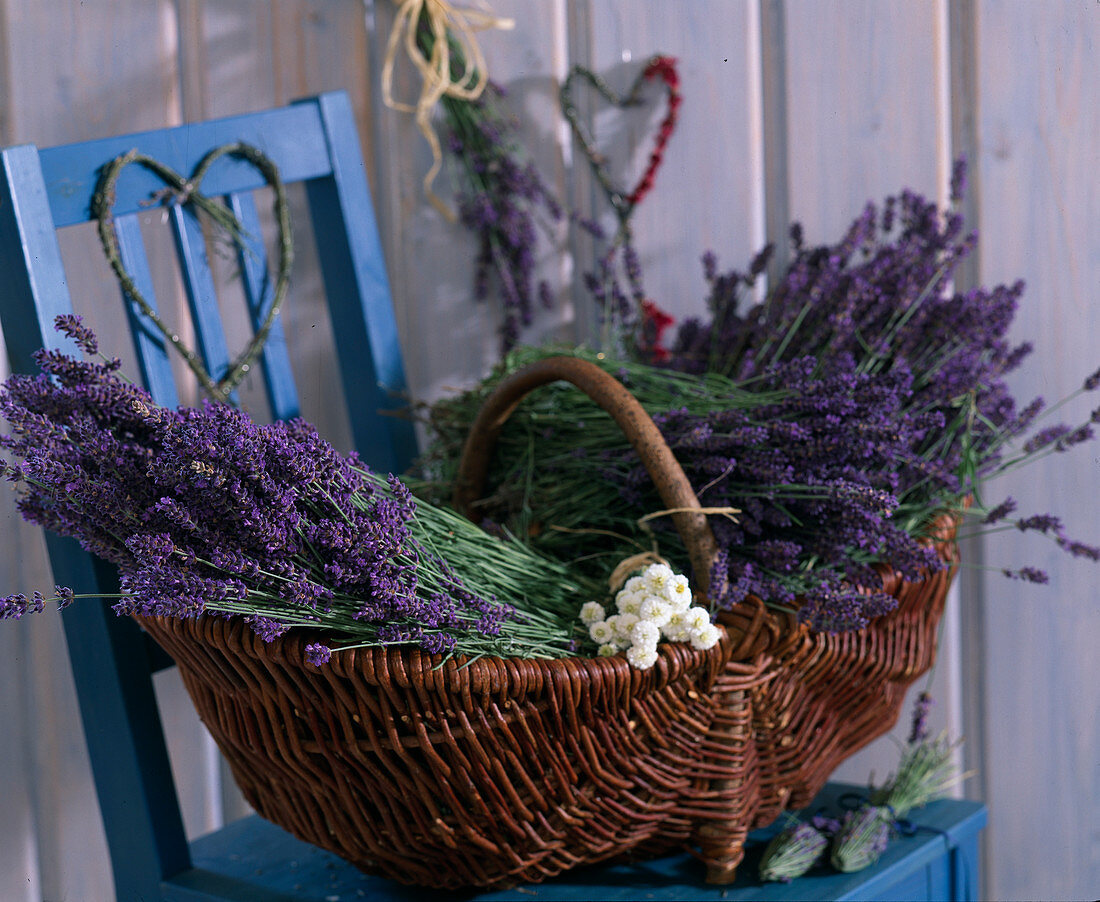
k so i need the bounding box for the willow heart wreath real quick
[91,141,292,403]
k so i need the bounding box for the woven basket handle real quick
[453,355,721,598]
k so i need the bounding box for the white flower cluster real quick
[579,563,720,670]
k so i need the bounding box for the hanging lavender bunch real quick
[416,20,570,353]
[0,318,597,664]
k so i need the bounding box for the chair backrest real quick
[0,91,417,899]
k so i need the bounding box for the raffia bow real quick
[381,0,514,220]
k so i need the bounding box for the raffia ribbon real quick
[637,506,741,526]
[381,0,514,220]
[607,551,669,594]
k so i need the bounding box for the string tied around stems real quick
[381,0,514,221]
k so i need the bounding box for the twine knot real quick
[381,0,514,220]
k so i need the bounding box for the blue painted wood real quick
[229,191,300,421]
[0,91,418,900]
[165,783,985,901]
[170,202,236,395]
[38,104,333,227]
[302,91,417,474]
[0,145,191,901]
[115,213,182,408]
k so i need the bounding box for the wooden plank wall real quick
[0,2,1095,899]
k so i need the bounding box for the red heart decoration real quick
[561,55,682,218]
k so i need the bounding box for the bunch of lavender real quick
[651,163,1100,586]
[0,318,598,664]
[416,20,575,352]
[663,164,1034,501]
[421,347,952,630]
[831,693,961,873]
[757,814,839,883]
[828,804,893,874]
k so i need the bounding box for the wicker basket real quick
[134,366,759,890]
[453,355,961,883]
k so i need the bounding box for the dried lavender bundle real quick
[829,804,892,873]
[416,21,574,353]
[829,693,962,873]
[758,817,832,883]
[0,320,597,664]
[422,347,949,630]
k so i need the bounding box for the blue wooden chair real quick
[0,91,419,901]
[0,91,989,902]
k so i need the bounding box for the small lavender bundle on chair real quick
[0,316,608,666]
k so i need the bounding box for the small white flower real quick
[630,619,660,648]
[589,619,616,644]
[639,595,672,627]
[626,643,659,670]
[597,643,620,657]
[615,590,643,616]
[579,601,606,625]
[690,622,721,650]
[666,574,692,610]
[613,612,640,640]
[684,606,711,633]
[623,575,646,594]
[661,611,691,642]
[643,563,675,593]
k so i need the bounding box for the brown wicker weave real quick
[454,355,960,883]
[139,614,741,889]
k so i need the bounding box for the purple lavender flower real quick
[982,498,1017,524]
[304,643,332,666]
[908,691,934,744]
[1015,514,1062,535]
[1002,567,1049,584]
[0,593,29,620]
[248,616,289,643]
[53,313,99,356]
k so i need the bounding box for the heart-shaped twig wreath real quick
[92,142,292,403]
[560,55,681,352]
[560,55,682,227]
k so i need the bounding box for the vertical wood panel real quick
[784,0,945,235]
[0,4,183,899]
[186,0,376,453]
[368,0,572,401]
[974,3,1100,898]
[577,1,761,326]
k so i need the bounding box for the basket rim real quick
[135,611,733,699]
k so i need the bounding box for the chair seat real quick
[167,783,986,901]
